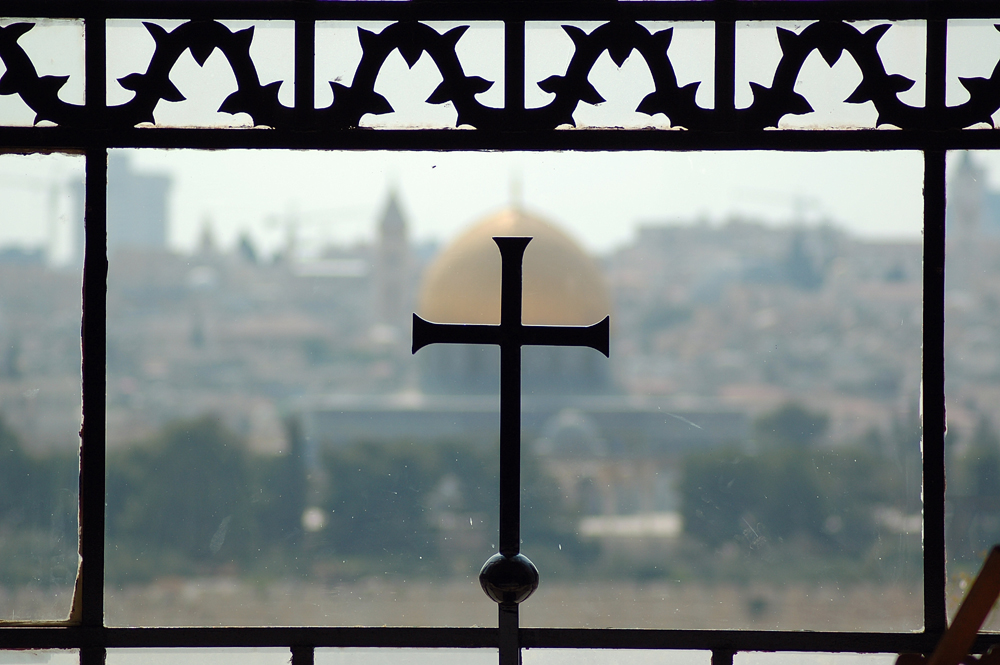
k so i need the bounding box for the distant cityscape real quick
[3,152,1000,627]
[0,153,945,453]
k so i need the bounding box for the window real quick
[0,1,994,664]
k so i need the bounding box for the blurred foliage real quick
[0,417,78,587]
[0,406,929,589]
[99,416,594,584]
[947,415,1000,565]
[106,415,261,581]
[752,401,829,449]
[680,401,921,582]
[319,439,496,575]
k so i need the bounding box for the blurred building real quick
[417,206,614,396]
[300,204,748,542]
[71,153,171,263]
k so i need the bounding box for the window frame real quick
[0,0,991,663]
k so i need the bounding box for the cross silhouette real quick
[412,236,609,623]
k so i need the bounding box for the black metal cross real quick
[412,236,609,665]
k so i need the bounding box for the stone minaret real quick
[948,152,987,240]
[375,190,411,330]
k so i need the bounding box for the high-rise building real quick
[71,153,171,262]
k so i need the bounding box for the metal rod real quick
[290,645,315,665]
[922,147,948,637]
[504,16,526,131]
[499,605,520,665]
[294,16,316,129]
[926,14,947,120]
[714,0,736,120]
[79,6,108,631]
[498,238,526,557]
[80,646,105,665]
[5,0,1000,23]
[712,650,735,665]
[922,10,949,638]
[0,625,971,652]
[10,128,1000,153]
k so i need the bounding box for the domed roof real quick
[418,208,611,325]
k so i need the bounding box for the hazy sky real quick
[2,19,1000,261]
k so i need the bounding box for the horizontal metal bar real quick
[3,627,1000,654]
[2,0,1000,22]
[521,629,941,653]
[0,627,496,650]
[4,127,1000,153]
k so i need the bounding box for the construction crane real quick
[732,189,829,226]
[264,204,370,262]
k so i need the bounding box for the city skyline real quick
[0,149,935,265]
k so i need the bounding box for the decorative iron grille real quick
[1,0,999,664]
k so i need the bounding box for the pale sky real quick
[2,19,1000,262]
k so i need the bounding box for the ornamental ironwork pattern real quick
[2,18,1000,130]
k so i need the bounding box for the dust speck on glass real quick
[0,1,995,665]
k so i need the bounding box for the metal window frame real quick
[0,0,993,663]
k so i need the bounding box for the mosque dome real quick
[418,207,611,326]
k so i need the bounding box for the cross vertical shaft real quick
[498,236,529,557]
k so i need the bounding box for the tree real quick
[107,416,257,576]
[753,402,829,449]
[681,447,825,549]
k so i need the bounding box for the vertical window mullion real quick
[80,4,108,654]
[922,147,947,638]
[714,0,736,123]
[923,11,948,638]
[504,10,525,131]
[295,3,316,130]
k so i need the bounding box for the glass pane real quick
[107,20,293,128]
[0,153,83,622]
[316,22,503,128]
[523,650,708,665]
[104,149,921,629]
[107,649,288,665]
[947,21,1000,128]
[945,151,1000,631]
[736,21,924,129]
[0,20,84,127]
[525,22,712,128]
[0,650,78,664]
[317,649,497,664]
[735,654,895,665]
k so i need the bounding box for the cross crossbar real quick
[412,236,609,554]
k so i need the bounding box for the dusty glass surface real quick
[523,650,708,664]
[0,650,79,664]
[0,20,84,127]
[0,153,83,622]
[107,649,289,665]
[94,148,923,629]
[316,648,497,664]
[315,22,503,129]
[106,20,293,128]
[525,22,713,128]
[735,654,895,665]
[518,152,923,630]
[944,151,1000,631]
[736,21,924,129]
[947,21,1000,128]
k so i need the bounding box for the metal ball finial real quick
[479,552,539,606]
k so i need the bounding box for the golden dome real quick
[418,207,611,325]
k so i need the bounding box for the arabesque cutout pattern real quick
[2,19,1000,130]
